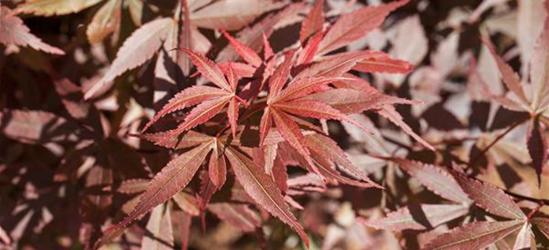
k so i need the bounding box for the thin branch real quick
[503,190,549,206]
[468,117,529,167]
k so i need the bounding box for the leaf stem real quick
[468,117,528,167]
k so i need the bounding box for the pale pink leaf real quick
[0,110,84,144]
[16,0,102,16]
[530,18,549,110]
[0,7,64,55]
[190,0,279,30]
[208,203,261,232]
[0,225,10,245]
[361,204,469,231]
[141,204,174,250]
[172,192,200,216]
[513,223,532,250]
[86,0,122,44]
[483,39,529,104]
[378,106,435,151]
[317,0,409,55]
[86,18,174,99]
[117,179,149,194]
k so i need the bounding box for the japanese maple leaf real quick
[141,49,246,137]
[257,52,372,174]
[478,20,549,184]
[0,6,64,55]
[99,131,310,248]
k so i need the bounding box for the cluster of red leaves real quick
[2,0,549,249]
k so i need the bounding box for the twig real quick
[503,190,549,206]
[468,117,528,167]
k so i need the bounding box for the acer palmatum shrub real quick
[1,0,549,249]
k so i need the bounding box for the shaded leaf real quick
[16,0,102,16]
[361,204,469,231]
[101,141,213,242]
[0,6,64,55]
[378,106,434,151]
[141,204,174,250]
[86,0,122,44]
[208,203,261,232]
[0,110,85,144]
[527,118,548,185]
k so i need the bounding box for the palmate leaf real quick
[99,140,214,245]
[0,7,64,55]
[307,88,418,115]
[217,3,305,62]
[16,0,103,16]
[352,51,414,74]
[158,49,244,136]
[451,171,526,220]
[299,0,325,43]
[295,51,381,79]
[361,204,469,231]
[316,0,410,56]
[391,159,471,204]
[190,0,280,31]
[86,0,122,45]
[532,218,549,240]
[530,16,549,110]
[224,146,309,246]
[423,220,525,250]
[207,143,227,189]
[0,109,87,144]
[483,39,529,105]
[378,105,434,151]
[527,118,548,186]
[86,18,174,99]
[141,86,229,132]
[513,223,532,250]
[141,204,174,250]
[304,133,380,187]
[143,50,244,137]
[208,203,261,233]
[222,30,263,67]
